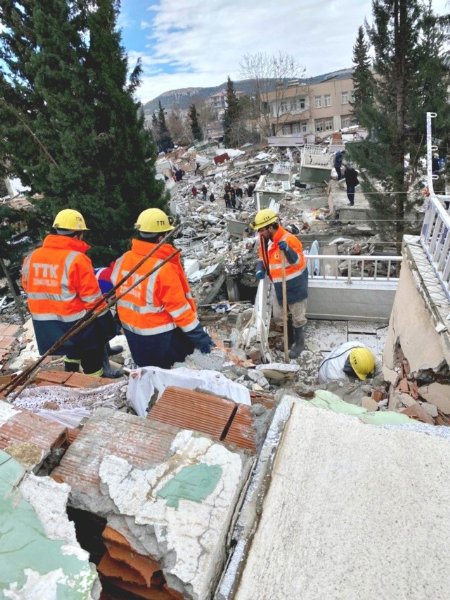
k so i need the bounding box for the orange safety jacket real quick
[111,239,199,336]
[21,235,105,322]
[259,225,306,283]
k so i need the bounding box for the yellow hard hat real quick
[135,208,174,233]
[53,209,88,231]
[349,347,376,380]
[251,208,278,231]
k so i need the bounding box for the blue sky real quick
[118,0,450,104]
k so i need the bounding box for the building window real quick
[315,118,333,132]
[300,120,308,133]
[341,91,349,104]
[324,94,331,107]
[314,95,322,108]
[290,100,297,112]
[299,97,306,109]
[282,124,292,135]
[280,101,288,113]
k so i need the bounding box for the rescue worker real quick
[111,208,214,369]
[21,209,116,377]
[251,208,308,358]
[318,342,376,383]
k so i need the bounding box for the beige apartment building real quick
[263,69,355,139]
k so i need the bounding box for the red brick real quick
[102,580,175,600]
[64,372,116,388]
[0,335,15,350]
[52,411,178,504]
[34,370,73,385]
[66,428,80,444]
[250,390,276,410]
[103,527,132,549]
[224,404,256,453]
[0,408,67,467]
[401,403,435,425]
[148,386,235,440]
[2,324,19,336]
[106,543,160,586]
[98,552,147,586]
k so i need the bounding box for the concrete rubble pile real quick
[0,346,277,600]
[218,392,450,600]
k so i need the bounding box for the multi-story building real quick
[263,69,355,141]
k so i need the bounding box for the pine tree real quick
[0,0,166,264]
[223,77,241,147]
[157,101,173,153]
[351,26,375,127]
[347,0,449,244]
[188,104,203,142]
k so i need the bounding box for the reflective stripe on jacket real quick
[21,235,105,322]
[111,239,199,337]
[259,226,306,283]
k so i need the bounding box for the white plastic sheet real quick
[127,366,251,417]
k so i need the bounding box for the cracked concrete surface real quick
[235,397,450,600]
[99,430,249,600]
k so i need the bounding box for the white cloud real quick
[128,0,450,103]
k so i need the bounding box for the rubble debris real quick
[0,450,99,599]
[0,400,67,471]
[127,365,251,417]
[13,379,127,427]
[99,430,251,600]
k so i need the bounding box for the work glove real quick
[278,240,289,252]
[184,323,216,354]
[256,269,266,280]
[199,338,215,354]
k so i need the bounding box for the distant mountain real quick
[142,80,260,114]
[142,69,353,114]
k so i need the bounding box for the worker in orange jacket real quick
[21,209,116,376]
[252,208,308,358]
[111,208,214,368]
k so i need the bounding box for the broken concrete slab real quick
[234,397,450,600]
[255,362,300,381]
[0,450,99,599]
[99,430,250,600]
[418,382,450,414]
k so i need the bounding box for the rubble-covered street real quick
[0,140,449,600]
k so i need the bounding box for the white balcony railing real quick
[420,113,450,300]
[306,255,401,283]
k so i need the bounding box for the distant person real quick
[344,165,359,206]
[209,192,215,203]
[201,184,208,201]
[334,150,345,180]
[224,191,231,209]
[318,342,376,383]
[191,185,198,198]
[247,182,256,197]
[230,187,236,211]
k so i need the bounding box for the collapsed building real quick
[0,112,449,599]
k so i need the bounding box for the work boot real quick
[64,359,80,373]
[289,326,305,359]
[107,342,124,356]
[102,349,124,378]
